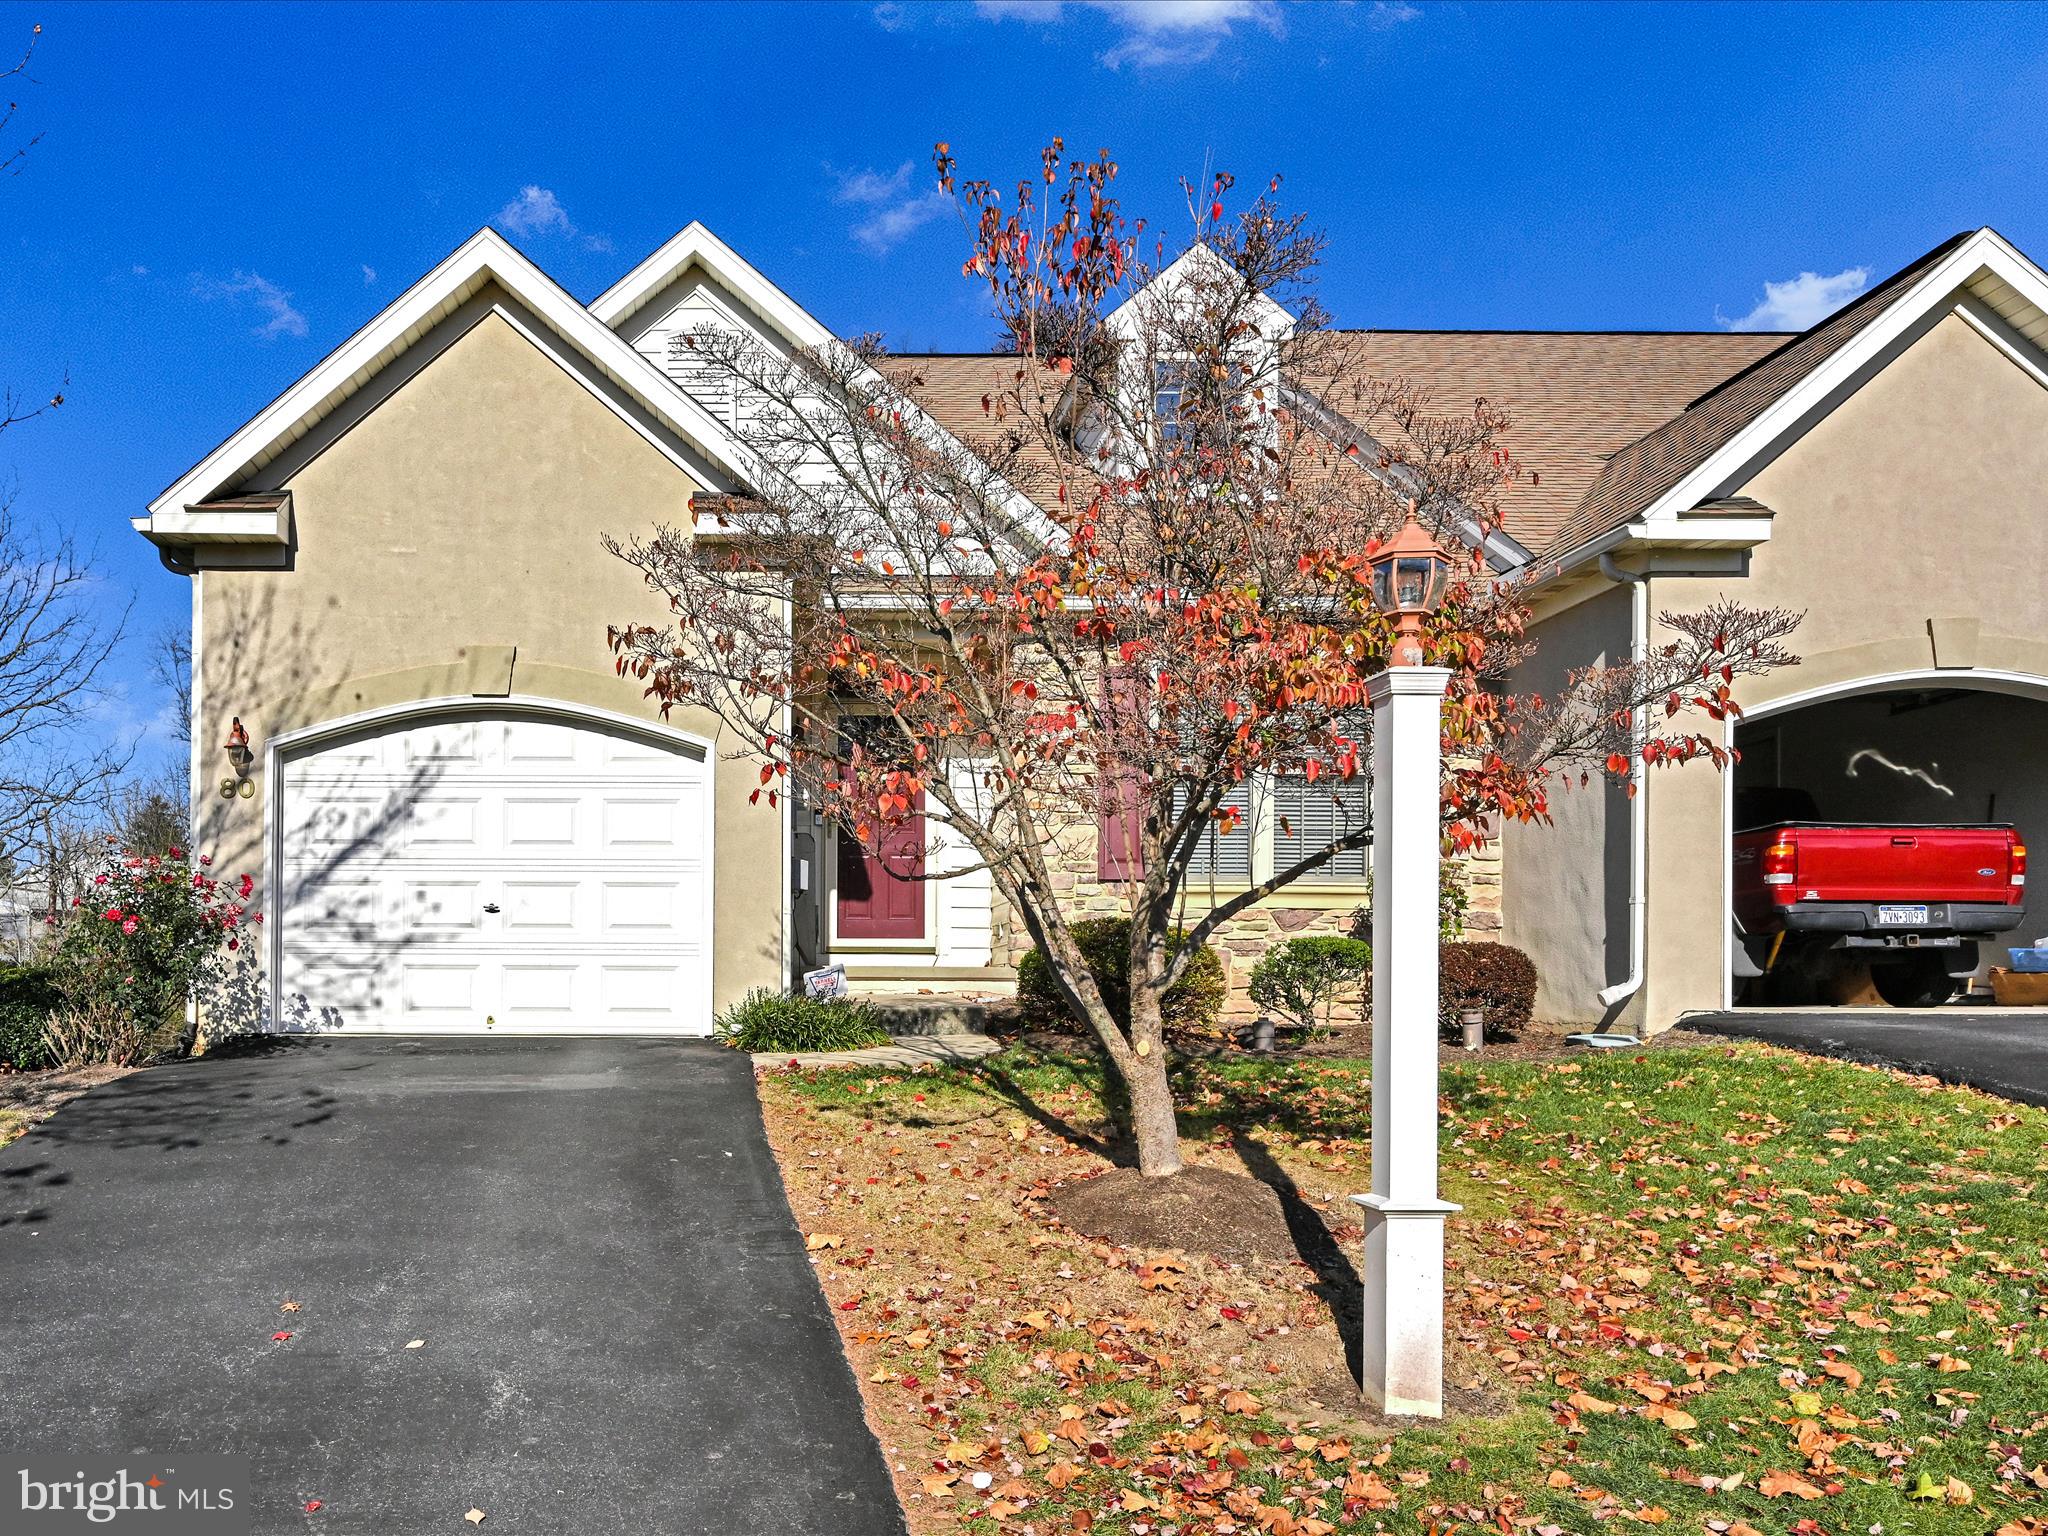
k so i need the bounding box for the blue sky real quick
[4,0,2047,774]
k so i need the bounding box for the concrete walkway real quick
[751,1033,1005,1070]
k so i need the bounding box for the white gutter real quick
[1596,552,1648,1010]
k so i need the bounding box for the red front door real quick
[835,795,926,941]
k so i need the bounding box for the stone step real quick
[858,994,1012,1036]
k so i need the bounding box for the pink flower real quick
[93,874,108,886]
[102,906,123,922]
[168,845,183,859]
[121,917,139,935]
[226,938,239,951]
[198,854,212,866]
[238,874,255,899]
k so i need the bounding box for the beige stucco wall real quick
[1625,310,2048,1026]
[1500,583,1633,1023]
[191,302,785,1021]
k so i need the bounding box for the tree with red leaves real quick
[609,144,1800,1177]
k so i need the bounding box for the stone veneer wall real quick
[990,818,1505,1022]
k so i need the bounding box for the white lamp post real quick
[1353,513,1458,1418]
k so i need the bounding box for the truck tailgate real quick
[1778,825,2017,903]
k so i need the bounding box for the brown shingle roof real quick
[1543,230,1978,558]
[1307,330,1787,554]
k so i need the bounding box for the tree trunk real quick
[1125,1045,1182,1176]
[1122,969,1183,1177]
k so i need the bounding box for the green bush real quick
[1438,941,1538,1039]
[715,989,891,1053]
[0,965,60,1070]
[1015,916,1228,1037]
[1248,935,1372,1032]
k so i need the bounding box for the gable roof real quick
[147,227,763,526]
[1541,227,2048,565]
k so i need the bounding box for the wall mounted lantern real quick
[221,717,256,799]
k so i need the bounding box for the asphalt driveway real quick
[0,1038,905,1534]
[1680,1009,2048,1107]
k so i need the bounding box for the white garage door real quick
[278,711,712,1034]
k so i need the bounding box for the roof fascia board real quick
[1104,243,1296,341]
[591,222,834,349]
[1636,228,2038,525]
[150,228,763,520]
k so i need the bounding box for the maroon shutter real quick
[1096,670,1145,882]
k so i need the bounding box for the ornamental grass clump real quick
[715,989,891,1054]
[43,841,258,1066]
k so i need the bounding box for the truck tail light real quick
[2014,842,2027,889]
[1761,838,1796,892]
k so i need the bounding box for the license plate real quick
[1878,905,1929,926]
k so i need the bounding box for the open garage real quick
[1730,680,2045,1007]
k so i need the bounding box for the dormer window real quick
[1153,360,1191,442]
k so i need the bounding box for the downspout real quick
[1596,553,1647,1011]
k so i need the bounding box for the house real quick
[132,224,2048,1036]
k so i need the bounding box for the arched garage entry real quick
[268,699,715,1035]
[1729,671,2044,1007]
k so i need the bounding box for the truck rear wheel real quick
[1872,953,1959,1008]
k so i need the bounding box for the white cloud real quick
[833,161,915,205]
[831,161,951,256]
[872,1,910,30]
[1367,0,1420,27]
[853,190,951,256]
[361,264,377,285]
[974,0,1282,68]
[130,264,149,277]
[495,184,614,253]
[191,270,309,341]
[1718,265,1870,332]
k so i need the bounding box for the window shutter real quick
[1096,671,1145,882]
[1272,772,1371,880]
[1172,780,1256,882]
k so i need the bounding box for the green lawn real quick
[765,1041,2048,1536]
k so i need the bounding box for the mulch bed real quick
[1045,1163,1311,1266]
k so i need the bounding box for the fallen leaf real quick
[1644,1402,1697,1432]
[806,1232,845,1251]
[1821,1359,1862,1391]
[405,1339,425,1350]
[1759,1470,1825,1500]
[464,1511,486,1526]
[1567,1390,1619,1415]
[280,1301,302,1313]
[271,1332,293,1343]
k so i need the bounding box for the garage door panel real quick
[405,880,483,934]
[503,881,579,931]
[281,711,714,1035]
[504,797,580,850]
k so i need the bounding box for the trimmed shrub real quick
[1248,935,1372,1033]
[1015,916,1228,1037]
[715,989,891,1053]
[0,965,60,1071]
[1438,941,1538,1039]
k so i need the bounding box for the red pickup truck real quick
[1732,792,2027,1006]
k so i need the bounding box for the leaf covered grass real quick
[757,1040,2048,1536]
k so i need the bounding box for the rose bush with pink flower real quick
[45,839,259,1063]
